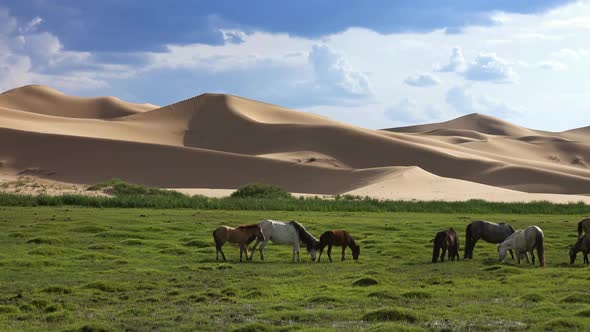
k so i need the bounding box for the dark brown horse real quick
[570,234,590,264]
[431,228,460,263]
[318,230,360,262]
[213,224,264,262]
[578,218,590,239]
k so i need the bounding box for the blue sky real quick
[1,0,589,130]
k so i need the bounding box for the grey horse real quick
[464,220,515,259]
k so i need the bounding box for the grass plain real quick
[1,207,589,331]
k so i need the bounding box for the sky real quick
[0,0,589,131]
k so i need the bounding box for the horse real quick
[569,234,590,264]
[213,224,264,262]
[578,218,590,239]
[249,220,320,262]
[317,230,360,262]
[464,220,515,259]
[431,228,460,263]
[498,226,545,267]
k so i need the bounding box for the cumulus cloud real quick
[19,17,43,34]
[220,29,247,44]
[404,73,440,87]
[436,48,518,84]
[463,53,519,83]
[445,86,522,118]
[0,9,121,92]
[435,47,466,72]
[309,44,372,98]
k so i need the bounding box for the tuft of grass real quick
[362,307,419,323]
[87,178,184,198]
[402,291,432,299]
[42,286,72,294]
[521,293,544,303]
[230,183,292,199]
[83,281,123,293]
[542,318,583,331]
[561,293,590,304]
[368,291,397,300]
[308,295,340,303]
[352,277,379,286]
[120,238,143,245]
[26,237,63,245]
[0,305,19,314]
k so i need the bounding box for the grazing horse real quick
[498,226,545,267]
[578,218,590,239]
[569,235,590,264]
[431,228,460,263]
[249,220,319,262]
[213,224,264,262]
[317,230,360,262]
[464,220,515,259]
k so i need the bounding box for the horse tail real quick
[464,223,472,258]
[536,230,545,267]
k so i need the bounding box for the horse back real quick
[320,230,349,246]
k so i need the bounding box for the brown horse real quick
[213,224,264,262]
[431,228,460,263]
[570,234,590,264]
[318,230,360,262]
[578,218,590,239]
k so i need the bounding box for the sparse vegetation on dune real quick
[0,180,587,214]
[1,207,590,330]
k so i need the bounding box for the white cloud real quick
[445,86,522,118]
[435,47,466,72]
[404,73,440,87]
[463,53,518,83]
[19,17,43,34]
[309,44,372,97]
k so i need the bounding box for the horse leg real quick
[441,248,446,262]
[239,244,245,262]
[318,246,324,262]
[248,238,261,260]
[584,254,589,264]
[258,240,268,261]
[327,244,333,262]
[530,250,535,265]
[219,246,226,262]
[509,249,515,260]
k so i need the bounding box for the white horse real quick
[497,226,545,267]
[249,220,319,262]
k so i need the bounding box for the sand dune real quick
[0,85,589,202]
[0,85,158,118]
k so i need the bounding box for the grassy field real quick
[0,207,589,331]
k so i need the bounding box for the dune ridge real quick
[0,85,589,202]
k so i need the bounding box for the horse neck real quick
[290,221,317,246]
[348,236,357,248]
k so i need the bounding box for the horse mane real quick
[289,221,319,250]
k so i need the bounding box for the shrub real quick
[230,183,292,199]
[362,307,419,323]
[87,178,183,197]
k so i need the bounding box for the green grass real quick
[0,191,589,214]
[1,207,590,331]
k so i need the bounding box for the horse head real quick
[497,243,509,262]
[352,244,360,261]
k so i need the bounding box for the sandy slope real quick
[0,85,589,202]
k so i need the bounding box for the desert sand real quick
[0,85,589,203]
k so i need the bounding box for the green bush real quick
[87,178,183,197]
[230,183,292,199]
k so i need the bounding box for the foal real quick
[431,228,460,263]
[570,234,590,264]
[318,230,360,262]
[213,224,264,262]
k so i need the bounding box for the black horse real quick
[431,228,460,263]
[464,220,515,259]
